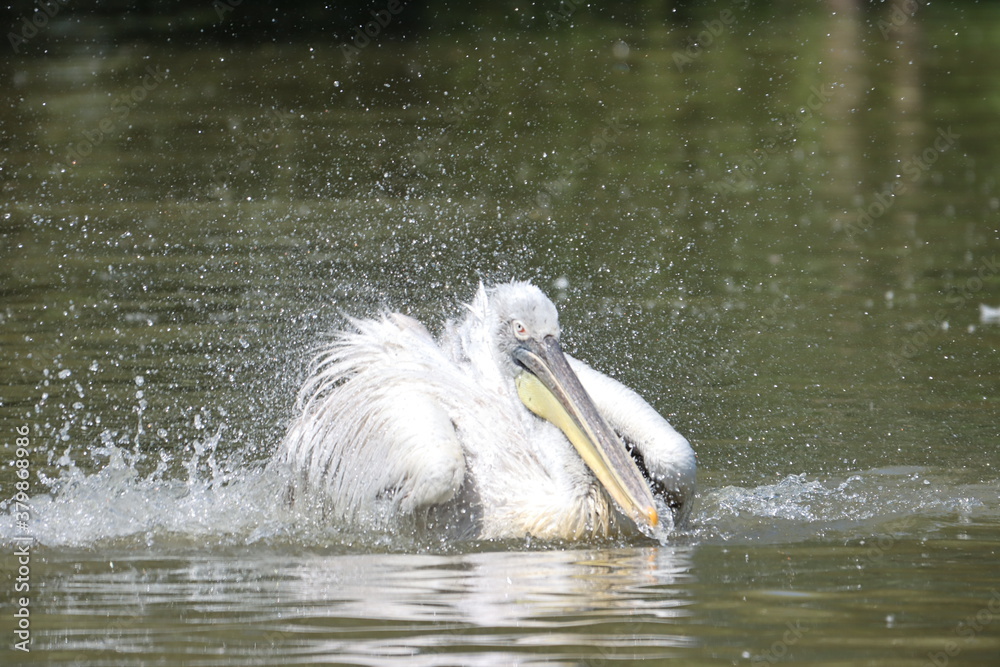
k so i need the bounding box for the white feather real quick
[272,281,695,540]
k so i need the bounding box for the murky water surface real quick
[2,2,999,665]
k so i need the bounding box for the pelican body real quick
[274,282,696,540]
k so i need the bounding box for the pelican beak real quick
[513,336,658,532]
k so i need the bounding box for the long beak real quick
[513,336,658,532]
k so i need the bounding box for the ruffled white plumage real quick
[273,281,694,540]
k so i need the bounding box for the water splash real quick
[696,467,999,544]
[3,433,997,551]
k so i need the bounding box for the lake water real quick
[2,2,999,665]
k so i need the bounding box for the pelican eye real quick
[511,319,530,340]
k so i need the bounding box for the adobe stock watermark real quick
[877,0,928,39]
[700,299,788,383]
[410,76,498,169]
[844,127,959,238]
[7,0,69,54]
[717,114,797,194]
[340,0,408,60]
[888,254,999,370]
[546,0,588,27]
[26,331,73,375]
[535,118,625,207]
[718,83,837,194]
[208,107,297,192]
[582,612,660,666]
[749,620,808,665]
[212,0,243,21]
[673,0,750,72]
[60,65,167,169]
[858,525,911,567]
[924,589,1000,667]
[11,425,34,653]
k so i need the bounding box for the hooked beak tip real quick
[513,337,660,533]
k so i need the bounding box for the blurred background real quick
[2,0,996,480]
[1,2,999,663]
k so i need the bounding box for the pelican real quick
[273,281,696,541]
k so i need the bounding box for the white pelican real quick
[274,281,696,541]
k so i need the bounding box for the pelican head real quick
[482,283,660,533]
[487,282,561,376]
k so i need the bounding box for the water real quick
[2,1,1000,664]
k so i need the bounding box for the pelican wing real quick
[566,356,696,524]
[277,313,466,525]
